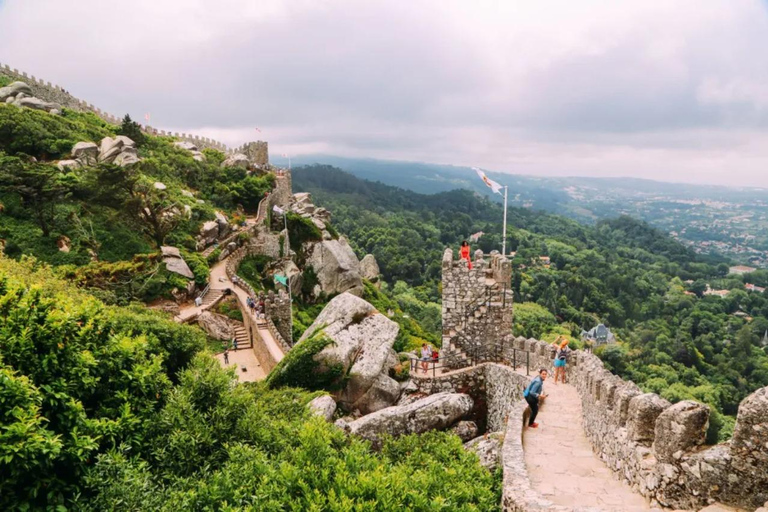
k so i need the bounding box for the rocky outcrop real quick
[451,420,479,442]
[300,293,400,414]
[161,246,194,279]
[0,81,61,114]
[308,395,337,422]
[196,311,234,340]
[173,141,206,162]
[465,432,503,471]
[360,254,380,282]
[72,142,99,165]
[221,153,249,169]
[196,212,230,250]
[335,392,474,448]
[97,136,140,167]
[306,237,363,297]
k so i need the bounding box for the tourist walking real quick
[523,368,548,428]
[420,343,433,373]
[223,348,229,365]
[460,240,473,270]
[554,337,570,384]
[232,336,238,351]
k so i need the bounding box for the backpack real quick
[557,347,569,361]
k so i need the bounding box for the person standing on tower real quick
[460,240,473,270]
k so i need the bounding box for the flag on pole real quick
[273,205,285,214]
[472,167,503,195]
[469,231,484,243]
[274,274,288,286]
[144,113,151,122]
[254,127,262,133]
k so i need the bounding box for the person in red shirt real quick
[460,240,473,270]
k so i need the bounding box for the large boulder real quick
[360,254,380,281]
[57,160,81,171]
[308,395,337,422]
[335,392,474,448]
[221,153,249,169]
[0,81,33,101]
[199,220,220,248]
[464,432,503,471]
[306,237,363,296]
[197,311,233,340]
[98,136,140,166]
[72,141,99,165]
[174,141,206,161]
[300,293,400,414]
[162,246,194,279]
[215,211,230,238]
[16,96,60,112]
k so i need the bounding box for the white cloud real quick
[2,0,768,185]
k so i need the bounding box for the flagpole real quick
[502,186,508,256]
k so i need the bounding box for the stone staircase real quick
[233,324,251,349]
[202,289,224,307]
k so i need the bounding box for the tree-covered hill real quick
[293,165,768,441]
[0,104,273,303]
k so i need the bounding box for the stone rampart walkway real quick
[523,381,657,511]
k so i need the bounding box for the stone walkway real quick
[175,214,284,380]
[523,380,657,511]
[215,348,266,382]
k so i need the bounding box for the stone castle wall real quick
[503,337,767,510]
[568,350,768,510]
[0,62,247,154]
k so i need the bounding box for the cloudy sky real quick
[2,0,768,186]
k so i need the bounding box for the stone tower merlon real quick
[242,141,269,167]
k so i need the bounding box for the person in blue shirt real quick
[523,368,549,428]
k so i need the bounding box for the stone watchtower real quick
[242,141,269,167]
[441,248,513,369]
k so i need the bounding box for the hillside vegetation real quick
[0,256,501,510]
[294,165,768,441]
[0,104,272,303]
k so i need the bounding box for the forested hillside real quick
[293,165,768,441]
[0,103,272,303]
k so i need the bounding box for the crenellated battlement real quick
[0,62,248,155]
[506,337,768,511]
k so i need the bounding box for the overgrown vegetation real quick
[0,255,501,511]
[265,326,345,390]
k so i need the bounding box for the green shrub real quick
[238,254,274,291]
[206,247,222,265]
[266,326,345,390]
[287,212,322,253]
[181,250,209,287]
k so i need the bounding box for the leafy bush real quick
[238,253,274,291]
[265,326,345,390]
[287,211,322,253]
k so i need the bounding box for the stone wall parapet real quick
[0,62,237,154]
[570,349,768,510]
